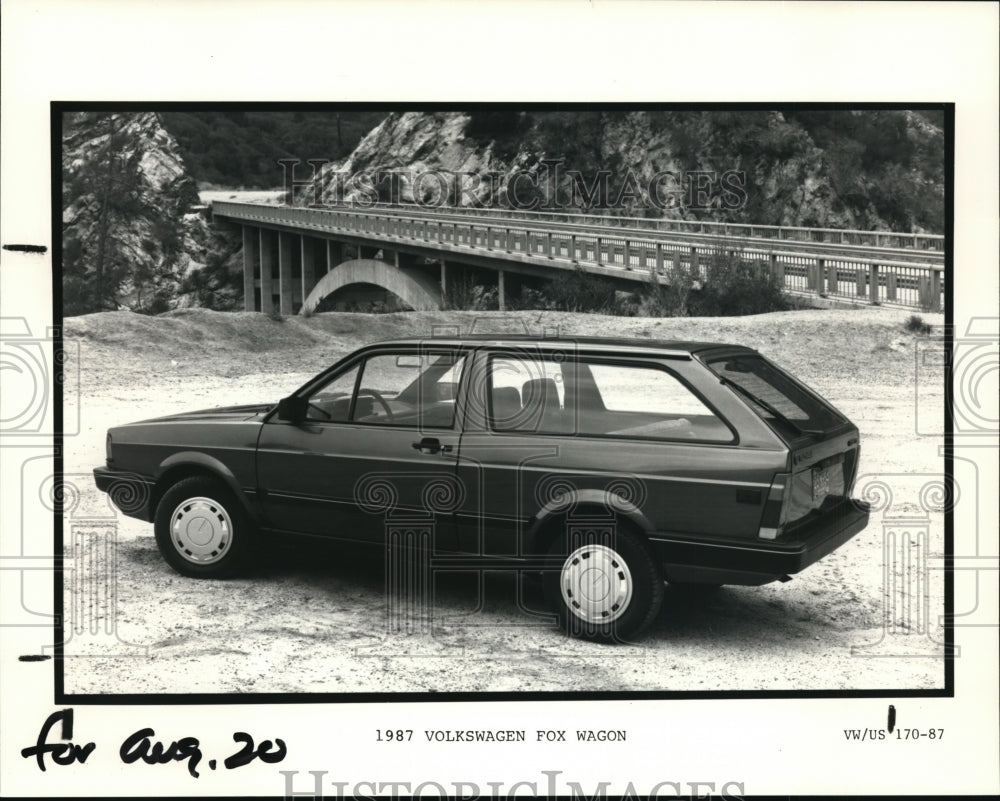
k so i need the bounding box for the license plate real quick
[812,465,836,501]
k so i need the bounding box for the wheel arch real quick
[524,487,655,557]
[151,452,254,521]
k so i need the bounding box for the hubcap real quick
[560,543,633,624]
[169,496,233,565]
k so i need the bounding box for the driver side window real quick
[304,363,359,422]
[351,351,466,427]
[303,351,466,427]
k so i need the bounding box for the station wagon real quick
[94,335,870,640]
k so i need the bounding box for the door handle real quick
[412,437,453,455]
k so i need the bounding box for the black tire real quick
[154,476,254,578]
[544,523,664,642]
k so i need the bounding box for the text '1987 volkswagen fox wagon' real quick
[94,335,870,641]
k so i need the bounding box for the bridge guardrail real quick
[318,203,944,265]
[213,201,945,311]
[300,200,945,252]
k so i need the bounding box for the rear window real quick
[705,354,845,435]
[486,354,732,442]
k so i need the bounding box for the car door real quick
[255,346,468,551]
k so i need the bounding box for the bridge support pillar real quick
[242,225,258,311]
[440,261,447,299]
[301,236,317,301]
[395,251,419,269]
[278,232,294,315]
[326,240,343,273]
[259,229,274,314]
[498,269,506,311]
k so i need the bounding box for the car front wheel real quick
[154,477,253,578]
[545,526,664,642]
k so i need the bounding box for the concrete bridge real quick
[212,200,945,314]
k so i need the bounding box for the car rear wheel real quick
[154,477,253,578]
[545,525,664,642]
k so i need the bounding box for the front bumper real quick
[93,465,155,521]
[650,498,871,582]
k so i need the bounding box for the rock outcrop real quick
[305,109,944,233]
[62,112,241,314]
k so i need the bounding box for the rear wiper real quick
[719,377,824,438]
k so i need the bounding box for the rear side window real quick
[706,354,845,434]
[581,362,732,442]
[488,356,567,432]
[486,355,732,442]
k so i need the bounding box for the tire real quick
[154,476,253,578]
[544,524,664,642]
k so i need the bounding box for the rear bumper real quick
[650,498,871,582]
[93,465,155,522]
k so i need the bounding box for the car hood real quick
[129,403,275,425]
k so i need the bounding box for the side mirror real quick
[276,396,307,424]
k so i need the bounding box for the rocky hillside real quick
[161,111,387,189]
[62,112,242,315]
[307,110,944,233]
[61,108,944,316]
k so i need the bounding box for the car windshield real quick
[705,353,845,436]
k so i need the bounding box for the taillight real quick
[758,472,791,540]
[106,433,113,464]
[846,443,860,495]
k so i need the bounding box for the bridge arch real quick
[301,258,441,314]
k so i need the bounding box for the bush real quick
[904,314,933,335]
[544,267,617,313]
[638,261,699,317]
[690,250,788,316]
[443,272,480,310]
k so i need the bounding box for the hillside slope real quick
[309,109,944,232]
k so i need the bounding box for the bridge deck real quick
[213,201,945,312]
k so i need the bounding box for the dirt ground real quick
[58,307,947,694]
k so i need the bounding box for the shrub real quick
[544,267,617,313]
[690,249,788,316]
[442,272,480,310]
[904,314,933,335]
[638,261,699,317]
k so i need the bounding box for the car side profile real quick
[94,335,870,641]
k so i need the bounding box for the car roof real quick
[369,334,757,357]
